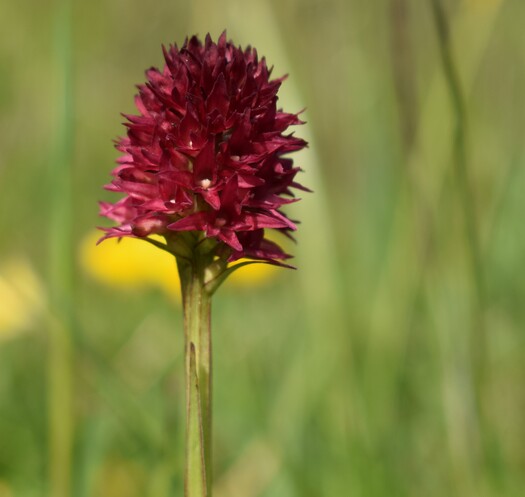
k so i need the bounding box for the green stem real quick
[430,0,491,481]
[430,0,485,309]
[430,0,487,393]
[179,258,212,497]
[48,319,73,497]
[48,0,74,496]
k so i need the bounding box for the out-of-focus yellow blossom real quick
[94,459,145,497]
[0,480,13,497]
[80,231,181,298]
[0,258,44,341]
[227,258,280,286]
[466,0,503,11]
[80,230,284,298]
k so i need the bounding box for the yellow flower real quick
[94,459,145,497]
[0,258,44,341]
[0,480,13,497]
[80,231,285,298]
[79,231,181,298]
[466,0,503,11]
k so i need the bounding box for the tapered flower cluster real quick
[100,32,307,264]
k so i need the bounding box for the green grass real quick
[1,0,525,496]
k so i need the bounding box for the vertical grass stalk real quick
[48,0,74,496]
[430,0,489,474]
[430,0,486,309]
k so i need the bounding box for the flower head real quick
[100,32,307,265]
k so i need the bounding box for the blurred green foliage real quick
[1,0,525,496]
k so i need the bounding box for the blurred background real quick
[1,0,524,495]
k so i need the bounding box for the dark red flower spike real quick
[99,32,307,266]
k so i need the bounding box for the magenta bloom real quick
[100,32,307,264]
